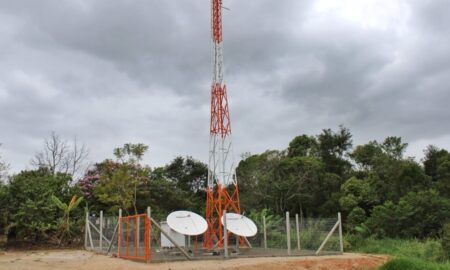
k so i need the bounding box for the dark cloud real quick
[0,0,449,173]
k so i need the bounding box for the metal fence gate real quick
[118,214,151,262]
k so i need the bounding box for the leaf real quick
[51,195,67,211]
[68,196,84,212]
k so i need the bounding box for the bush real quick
[365,190,450,238]
[423,240,446,262]
[442,223,450,259]
[346,207,366,231]
[379,257,446,270]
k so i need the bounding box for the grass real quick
[347,237,450,270]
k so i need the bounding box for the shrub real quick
[346,207,366,231]
[442,223,450,259]
[365,190,450,238]
[379,257,444,270]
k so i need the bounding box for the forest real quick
[0,126,449,262]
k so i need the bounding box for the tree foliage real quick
[2,128,450,246]
[0,144,9,182]
[6,168,78,242]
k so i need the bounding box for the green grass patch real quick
[380,257,450,270]
[347,237,450,269]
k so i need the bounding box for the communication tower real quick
[204,0,241,248]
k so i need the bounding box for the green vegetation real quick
[348,238,450,270]
[51,195,84,245]
[1,127,449,252]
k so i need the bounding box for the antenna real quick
[221,213,258,237]
[167,210,208,236]
[204,0,242,249]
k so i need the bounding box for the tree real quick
[0,144,9,182]
[93,143,151,215]
[351,138,431,202]
[350,141,383,170]
[113,143,149,163]
[381,136,408,160]
[31,132,89,180]
[423,145,450,197]
[365,190,450,238]
[287,135,318,157]
[236,150,285,213]
[339,176,378,230]
[0,182,8,235]
[162,156,207,212]
[316,126,353,177]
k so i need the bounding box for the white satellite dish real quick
[167,210,208,236]
[221,213,258,237]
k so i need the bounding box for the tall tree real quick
[316,126,353,177]
[31,132,89,180]
[423,145,450,197]
[93,143,151,215]
[0,144,9,182]
[287,135,318,157]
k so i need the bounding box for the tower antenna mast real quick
[204,0,241,248]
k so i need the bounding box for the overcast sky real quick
[1,0,449,173]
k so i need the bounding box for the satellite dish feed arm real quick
[149,217,192,260]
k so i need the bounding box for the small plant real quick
[51,195,83,245]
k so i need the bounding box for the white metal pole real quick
[338,212,343,253]
[316,220,340,255]
[223,210,229,258]
[118,209,122,256]
[136,215,140,250]
[296,213,301,251]
[286,212,291,255]
[263,215,267,250]
[100,210,103,252]
[147,207,151,263]
[85,210,88,250]
[86,212,94,250]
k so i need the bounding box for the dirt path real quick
[0,250,389,270]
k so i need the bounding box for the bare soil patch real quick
[0,250,389,270]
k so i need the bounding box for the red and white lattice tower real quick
[204,0,241,249]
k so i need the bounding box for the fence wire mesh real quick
[85,214,118,254]
[85,211,342,262]
[245,216,341,256]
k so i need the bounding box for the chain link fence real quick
[85,209,343,262]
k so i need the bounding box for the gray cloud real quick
[0,0,449,173]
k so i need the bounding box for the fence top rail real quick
[120,214,149,219]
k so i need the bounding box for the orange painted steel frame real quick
[204,0,243,249]
[118,214,151,262]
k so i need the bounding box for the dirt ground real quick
[0,250,389,270]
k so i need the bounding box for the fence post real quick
[263,215,267,250]
[118,209,122,257]
[147,206,151,262]
[86,211,94,250]
[286,212,291,256]
[85,210,88,250]
[296,213,301,251]
[100,210,103,252]
[137,215,140,250]
[223,210,229,258]
[338,212,343,253]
